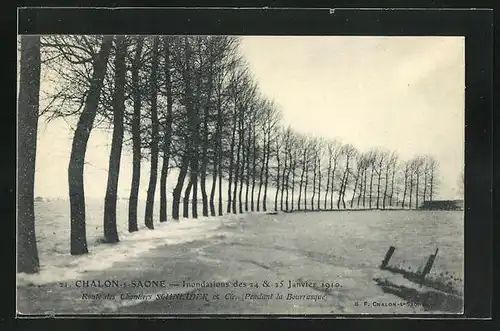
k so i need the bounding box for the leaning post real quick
[380,246,396,269]
[420,248,439,285]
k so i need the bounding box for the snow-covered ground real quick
[18,198,241,285]
[17,200,464,315]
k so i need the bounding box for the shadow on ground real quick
[373,277,463,313]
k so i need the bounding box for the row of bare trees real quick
[17,35,440,274]
[268,132,439,213]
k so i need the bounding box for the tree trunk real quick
[401,168,408,209]
[159,152,169,222]
[103,36,127,243]
[304,163,309,210]
[238,123,246,214]
[311,156,317,210]
[172,158,189,220]
[199,71,213,218]
[409,173,414,209]
[159,37,174,223]
[423,167,428,203]
[17,35,41,273]
[245,121,252,212]
[144,36,160,230]
[357,169,366,208]
[218,153,223,216]
[382,163,390,209]
[250,124,257,212]
[297,149,306,211]
[350,169,360,208]
[189,42,202,220]
[189,137,199,219]
[214,84,224,216]
[416,171,420,209]
[191,164,199,219]
[330,161,337,209]
[274,140,281,212]
[357,168,364,208]
[317,157,321,210]
[189,125,200,219]
[324,155,332,210]
[233,113,242,214]
[68,36,113,255]
[338,161,348,210]
[262,130,271,212]
[183,179,193,218]
[362,166,367,208]
[376,159,383,209]
[369,166,375,209]
[172,38,194,220]
[291,158,296,211]
[285,151,292,211]
[209,162,218,216]
[227,110,238,213]
[128,36,144,233]
[389,163,396,207]
[209,96,223,217]
[429,172,434,202]
[341,158,350,209]
[280,142,287,211]
[256,134,266,212]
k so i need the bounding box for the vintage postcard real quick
[17,34,465,315]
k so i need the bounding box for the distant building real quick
[419,200,464,211]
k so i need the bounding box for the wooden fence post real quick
[420,248,439,284]
[380,246,396,269]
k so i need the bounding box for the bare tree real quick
[428,157,440,201]
[296,135,307,211]
[284,128,295,211]
[289,134,299,211]
[171,38,193,220]
[158,36,175,222]
[208,37,238,216]
[67,36,113,255]
[103,36,127,243]
[261,101,281,212]
[351,153,366,208]
[323,140,335,209]
[144,36,160,228]
[273,128,284,212]
[17,35,41,273]
[316,139,324,210]
[128,36,144,232]
[250,99,265,212]
[329,140,342,209]
[408,158,416,209]
[280,126,292,211]
[256,100,270,212]
[225,69,239,214]
[356,152,370,208]
[388,153,399,207]
[382,152,397,209]
[337,144,357,209]
[401,160,411,209]
[412,156,425,209]
[374,150,387,209]
[310,138,319,210]
[367,150,377,209]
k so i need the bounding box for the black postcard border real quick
[12,6,494,324]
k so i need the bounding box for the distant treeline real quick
[17,35,440,274]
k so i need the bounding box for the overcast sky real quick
[32,36,464,200]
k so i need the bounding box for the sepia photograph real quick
[17,34,465,315]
